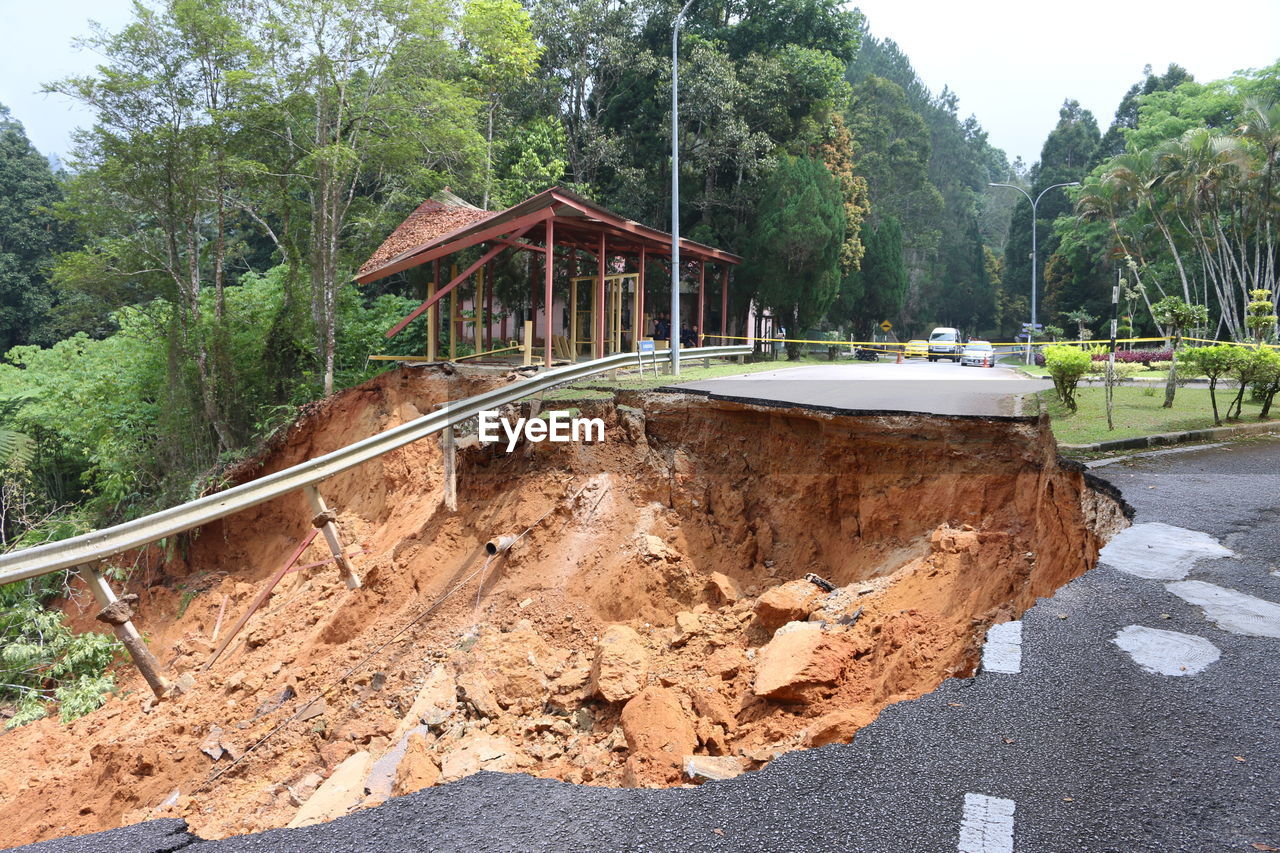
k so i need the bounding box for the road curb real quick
[1059,418,1280,453]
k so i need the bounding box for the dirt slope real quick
[0,366,1127,846]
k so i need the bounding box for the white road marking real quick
[1098,523,1233,580]
[1112,625,1221,675]
[982,621,1022,674]
[1165,581,1280,638]
[958,793,1015,853]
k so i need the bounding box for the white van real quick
[927,327,963,362]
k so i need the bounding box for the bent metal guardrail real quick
[0,345,750,587]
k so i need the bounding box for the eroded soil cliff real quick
[0,366,1127,845]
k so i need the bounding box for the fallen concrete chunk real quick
[684,754,745,782]
[287,750,373,828]
[440,733,520,782]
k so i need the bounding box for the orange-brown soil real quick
[0,366,1127,846]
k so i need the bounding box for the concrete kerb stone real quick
[1059,418,1279,454]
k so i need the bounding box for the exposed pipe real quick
[485,535,519,556]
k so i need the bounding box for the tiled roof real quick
[357,195,493,279]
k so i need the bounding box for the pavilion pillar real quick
[637,247,647,348]
[427,259,439,361]
[720,266,729,345]
[485,259,495,351]
[449,263,459,360]
[595,233,607,358]
[697,260,706,347]
[544,218,555,367]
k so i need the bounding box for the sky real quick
[1,0,1278,165]
[853,0,1280,165]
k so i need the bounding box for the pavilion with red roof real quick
[356,187,741,368]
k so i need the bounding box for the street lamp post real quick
[670,0,695,376]
[989,180,1079,363]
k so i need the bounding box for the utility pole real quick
[989,181,1079,364]
[670,0,696,376]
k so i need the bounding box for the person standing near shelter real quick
[654,313,670,343]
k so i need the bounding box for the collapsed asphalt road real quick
[669,361,1052,417]
[10,438,1279,853]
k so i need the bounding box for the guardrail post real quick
[442,425,458,511]
[303,486,361,589]
[77,564,172,700]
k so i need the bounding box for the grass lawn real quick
[1045,385,1272,445]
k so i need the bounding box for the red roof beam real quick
[384,223,533,339]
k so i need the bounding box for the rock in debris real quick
[287,751,373,828]
[683,754,745,782]
[456,670,503,719]
[753,622,857,701]
[393,732,441,795]
[466,630,560,714]
[620,686,697,786]
[701,647,745,680]
[394,666,457,739]
[672,611,701,646]
[591,624,649,702]
[753,580,824,632]
[801,708,876,748]
[706,572,742,604]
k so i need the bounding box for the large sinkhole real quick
[0,367,1130,844]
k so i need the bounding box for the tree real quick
[1151,295,1209,408]
[1096,64,1194,161]
[460,0,541,208]
[1246,288,1277,343]
[1062,309,1097,341]
[0,105,65,352]
[747,156,844,359]
[839,215,907,332]
[1178,344,1241,425]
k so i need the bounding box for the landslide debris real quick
[0,365,1127,846]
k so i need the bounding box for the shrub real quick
[1043,345,1093,412]
[1090,348,1172,365]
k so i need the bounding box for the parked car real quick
[927,327,963,361]
[904,339,928,359]
[960,340,996,367]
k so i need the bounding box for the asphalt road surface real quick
[669,360,1052,417]
[10,440,1280,853]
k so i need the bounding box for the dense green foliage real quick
[0,106,66,352]
[842,32,1009,335]
[1055,64,1280,342]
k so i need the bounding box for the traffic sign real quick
[879,321,892,332]
[1021,322,1043,331]
[637,339,656,354]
